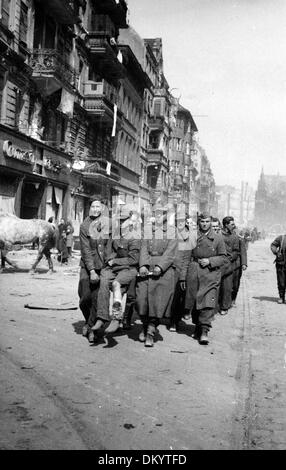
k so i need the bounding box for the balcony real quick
[148,116,164,131]
[94,0,128,28]
[87,33,126,79]
[44,0,79,24]
[30,49,78,95]
[147,148,169,169]
[83,80,122,127]
[82,159,120,185]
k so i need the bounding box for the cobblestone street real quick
[0,240,285,450]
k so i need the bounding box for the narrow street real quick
[0,239,285,450]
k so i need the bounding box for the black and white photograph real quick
[0,0,286,453]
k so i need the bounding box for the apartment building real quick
[0,0,129,236]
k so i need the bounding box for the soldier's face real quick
[199,217,211,232]
[177,219,186,230]
[212,222,220,233]
[89,201,102,218]
[227,220,236,232]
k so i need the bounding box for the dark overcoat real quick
[185,229,227,311]
[220,230,240,276]
[233,236,247,271]
[79,215,109,275]
[175,227,197,281]
[136,226,178,319]
[105,238,140,272]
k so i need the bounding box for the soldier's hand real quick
[242,264,247,271]
[153,266,162,277]
[90,270,99,284]
[107,259,114,267]
[139,266,149,277]
[180,280,186,291]
[199,258,210,267]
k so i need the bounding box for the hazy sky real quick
[128,0,286,190]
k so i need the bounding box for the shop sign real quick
[3,140,34,164]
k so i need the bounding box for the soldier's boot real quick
[199,327,209,345]
[145,323,156,348]
[82,323,90,337]
[122,302,134,330]
[88,329,96,343]
[278,293,285,304]
[192,324,201,340]
[138,316,148,342]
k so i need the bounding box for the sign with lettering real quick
[3,140,34,164]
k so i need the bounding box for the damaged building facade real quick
[0,0,217,236]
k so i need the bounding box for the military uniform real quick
[170,227,197,329]
[232,235,247,303]
[96,238,140,322]
[218,230,240,311]
[185,229,226,332]
[136,226,178,342]
[78,215,109,327]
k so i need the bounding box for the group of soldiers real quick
[78,198,248,347]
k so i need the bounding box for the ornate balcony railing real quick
[30,49,79,91]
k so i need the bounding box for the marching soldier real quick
[184,212,227,345]
[78,198,109,341]
[218,216,240,315]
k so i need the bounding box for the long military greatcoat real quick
[79,215,109,275]
[185,229,227,311]
[136,226,178,319]
[221,230,240,276]
[234,236,247,271]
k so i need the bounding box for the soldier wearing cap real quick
[136,202,178,347]
[218,216,240,314]
[92,214,140,339]
[169,212,197,332]
[184,212,227,344]
[78,198,110,340]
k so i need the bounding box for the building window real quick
[149,132,160,149]
[0,0,10,29]
[176,138,182,151]
[153,99,162,117]
[19,2,28,47]
[174,161,180,174]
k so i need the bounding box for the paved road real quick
[0,241,285,450]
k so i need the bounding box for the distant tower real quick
[254,167,267,226]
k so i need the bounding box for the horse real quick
[0,214,57,273]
